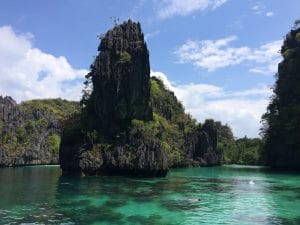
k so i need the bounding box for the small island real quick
[59,20,223,177]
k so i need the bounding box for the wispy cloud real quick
[266,11,274,17]
[252,2,265,15]
[175,36,282,74]
[252,2,274,17]
[0,26,88,102]
[145,30,160,40]
[156,0,227,19]
[151,71,272,137]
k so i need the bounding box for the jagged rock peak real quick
[0,96,23,132]
[0,96,18,106]
[89,20,152,134]
[98,20,145,52]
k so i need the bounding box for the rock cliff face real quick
[0,96,23,132]
[60,20,223,177]
[193,120,221,166]
[60,20,168,177]
[0,97,78,166]
[262,26,300,170]
[90,20,152,136]
[179,120,222,167]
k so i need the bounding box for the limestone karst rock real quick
[60,20,168,177]
[89,20,152,136]
[262,26,300,170]
[0,97,75,166]
[60,20,223,177]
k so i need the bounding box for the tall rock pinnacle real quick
[60,20,168,177]
[89,20,152,134]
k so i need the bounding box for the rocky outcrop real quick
[61,136,168,177]
[60,20,168,177]
[262,26,300,170]
[0,97,73,167]
[60,20,223,177]
[195,120,222,166]
[0,96,23,132]
[181,120,222,167]
[90,20,152,136]
[1,21,223,174]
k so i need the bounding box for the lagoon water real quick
[0,165,300,225]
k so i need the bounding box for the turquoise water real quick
[0,165,300,225]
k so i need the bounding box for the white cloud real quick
[252,2,265,15]
[145,30,160,40]
[175,36,282,74]
[0,26,88,103]
[157,0,227,19]
[151,70,272,138]
[252,2,274,17]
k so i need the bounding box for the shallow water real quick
[0,165,300,225]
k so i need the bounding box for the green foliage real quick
[20,98,80,121]
[130,118,159,138]
[220,137,264,165]
[36,118,48,130]
[296,33,300,43]
[0,119,4,132]
[0,98,80,157]
[87,130,99,146]
[16,127,26,142]
[118,51,131,64]
[24,120,35,132]
[130,112,185,165]
[215,120,264,165]
[261,24,300,169]
[215,121,234,141]
[65,76,198,165]
[0,131,21,153]
[283,49,294,59]
[46,134,61,154]
[151,77,186,122]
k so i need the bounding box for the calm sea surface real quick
[0,165,300,225]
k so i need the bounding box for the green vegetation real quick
[20,98,80,121]
[149,78,198,164]
[215,122,265,165]
[130,112,185,164]
[219,137,264,165]
[261,22,300,169]
[16,127,26,142]
[46,134,61,153]
[0,98,80,157]
[69,74,266,166]
[151,77,185,121]
[63,76,198,166]
[117,51,131,64]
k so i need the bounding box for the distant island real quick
[1,20,299,175]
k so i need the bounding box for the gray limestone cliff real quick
[60,20,168,177]
[0,97,78,166]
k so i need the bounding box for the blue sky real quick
[0,0,299,137]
